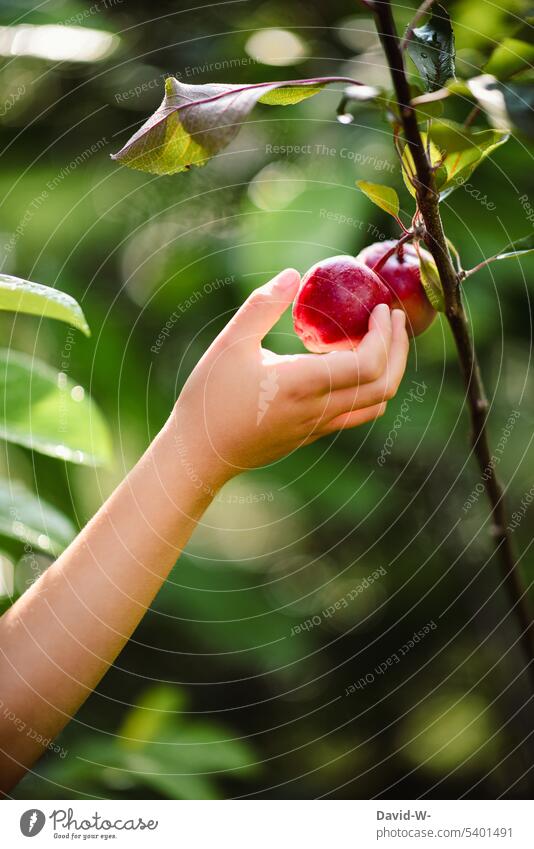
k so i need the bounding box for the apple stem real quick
[370,0,534,696]
[394,215,411,234]
[370,231,413,274]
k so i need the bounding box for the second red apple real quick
[357,240,437,337]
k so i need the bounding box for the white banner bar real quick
[1,799,531,847]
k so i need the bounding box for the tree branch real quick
[372,0,534,688]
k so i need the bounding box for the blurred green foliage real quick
[1,0,533,799]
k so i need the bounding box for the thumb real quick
[225,268,301,343]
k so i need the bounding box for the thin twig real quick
[371,0,534,691]
[401,0,437,50]
[463,253,500,278]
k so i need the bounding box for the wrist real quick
[164,402,233,498]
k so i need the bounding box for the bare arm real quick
[0,269,408,792]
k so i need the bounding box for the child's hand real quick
[172,268,409,491]
[0,268,409,790]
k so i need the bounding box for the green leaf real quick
[412,95,445,121]
[406,5,456,92]
[495,233,534,261]
[112,76,360,176]
[123,754,220,800]
[119,685,188,747]
[485,35,534,81]
[401,134,445,198]
[154,724,257,774]
[0,275,90,336]
[430,121,510,198]
[414,243,445,312]
[258,85,325,105]
[0,350,112,466]
[357,180,400,219]
[402,120,509,200]
[115,683,258,799]
[0,479,76,556]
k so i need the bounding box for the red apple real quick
[292,255,392,352]
[357,240,436,337]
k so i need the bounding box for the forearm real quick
[0,409,215,792]
[0,269,409,793]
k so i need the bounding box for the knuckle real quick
[246,290,268,311]
[367,354,385,382]
[284,380,306,405]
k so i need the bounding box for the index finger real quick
[319,303,393,390]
